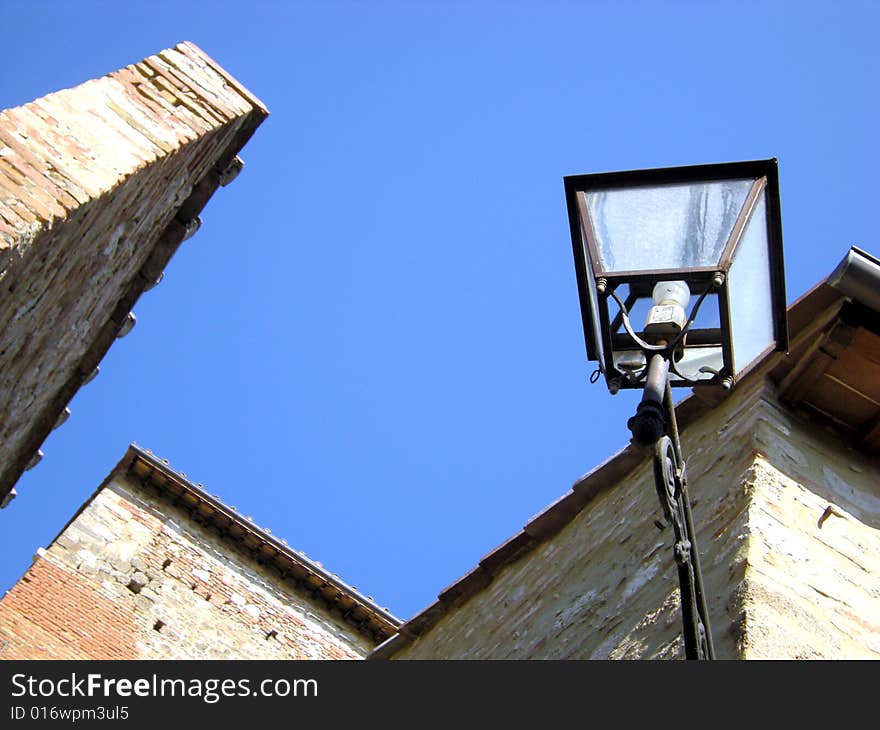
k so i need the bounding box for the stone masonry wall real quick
[391,380,880,659]
[738,397,880,658]
[0,476,371,660]
[0,42,267,501]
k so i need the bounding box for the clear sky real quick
[1,0,877,621]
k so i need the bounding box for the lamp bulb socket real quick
[645,280,690,336]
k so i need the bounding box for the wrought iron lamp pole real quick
[628,353,715,660]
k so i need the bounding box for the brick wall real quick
[0,559,138,660]
[0,474,372,660]
[0,42,267,502]
[386,379,880,659]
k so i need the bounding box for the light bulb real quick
[644,280,690,337]
[652,281,690,309]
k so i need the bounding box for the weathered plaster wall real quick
[0,476,371,660]
[392,380,880,659]
[0,42,266,501]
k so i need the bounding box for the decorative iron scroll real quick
[652,435,713,660]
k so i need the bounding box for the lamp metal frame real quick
[564,158,787,391]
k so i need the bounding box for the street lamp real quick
[563,159,788,659]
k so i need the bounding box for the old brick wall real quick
[0,475,372,660]
[0,558,138,660]
[0,42,267,502]
[389,379,880,659]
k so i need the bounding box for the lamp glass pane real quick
[579,222,605,365]
[585,178,754,273]
[727,194,775,374]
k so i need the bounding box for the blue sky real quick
[1,1,877,621]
